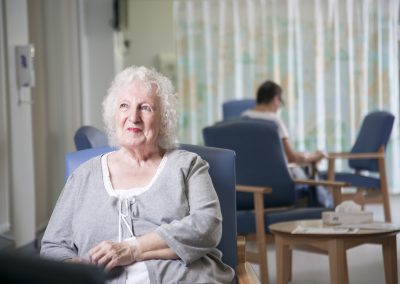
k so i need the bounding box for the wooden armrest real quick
[236,236,260,284]
[236,184,272,194]
[236,262,261,284]
[327,152,384,160]
[288,161,316,168]
[293,179,348,188]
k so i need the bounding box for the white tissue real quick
[335,200,362,213]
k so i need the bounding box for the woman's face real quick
[115,82,162,150]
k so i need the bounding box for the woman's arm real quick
[89,232,178,270]
[154,155,223,265]
[40,176,79,261]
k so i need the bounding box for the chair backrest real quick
[349,111,395,172]
[74,126,108,150]
[222,99,256,120]
[203,118,295,209]
[0,251,106,284]
[65,144,238,269]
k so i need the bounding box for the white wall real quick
[3,0,36,246]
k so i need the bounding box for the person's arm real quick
[89,232,178,271]
[40,175,80,261]
[282,138,325,164]
[155,155,223,265]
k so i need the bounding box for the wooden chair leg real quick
[378,150,391,222]
[327,158,341,206]
[254,192,269,284]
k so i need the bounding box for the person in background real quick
[242,80,332,208]
[41,66,234,284]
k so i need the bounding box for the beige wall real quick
[0,0,10,234]
[28,0,82,230]
[122,0,175,69]
[3,0,36,246]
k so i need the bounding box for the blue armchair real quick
[203,118,346,284]
[223,99,256,120]
[73,126,108,150]
[65,144,259,283]
[322,111,395,222]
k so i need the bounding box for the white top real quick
[242,109,289,139]
[101,152,168,284]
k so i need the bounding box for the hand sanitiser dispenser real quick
[15,44,35,88]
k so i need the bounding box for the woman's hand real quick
[89,240,140,271]
[65,257,89,264]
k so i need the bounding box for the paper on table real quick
[337,222,400,230]
[292,226,359,234]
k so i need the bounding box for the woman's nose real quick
[128,108,140,123]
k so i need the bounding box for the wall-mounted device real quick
[15,44,35,88]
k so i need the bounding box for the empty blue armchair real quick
[322,111,395,222]
[203,118,345,284]
[65,144,259,283]
[222,99,256,120]
[73,126,108,150]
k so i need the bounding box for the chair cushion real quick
[237,207,328,234]
[319,172,381,189]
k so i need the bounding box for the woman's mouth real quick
[127,127,142,133]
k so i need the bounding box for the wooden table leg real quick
[382,236,398,284]
[275,235,290,284]
[286,248,292,282]
[328,239,348,284]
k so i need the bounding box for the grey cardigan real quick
[41,149,235,284]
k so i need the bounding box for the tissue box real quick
[322,211,373,225]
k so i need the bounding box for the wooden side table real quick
[269,219,400,284]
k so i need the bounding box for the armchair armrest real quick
[236,236,261,284]
[236,184,272,194]
[293,179,348,188]
[294,179,348,206]
[327,152,384,160]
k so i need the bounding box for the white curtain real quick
[174,0,400,192]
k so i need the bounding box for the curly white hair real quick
[102,66,178,150]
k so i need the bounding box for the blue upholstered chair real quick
[223,99,256,120]
[203,118,345,284]
[65,144,259,283]
[73,126,108,150]
[322,111,395,222]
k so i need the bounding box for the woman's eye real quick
[141,105,151,111]
[119,103,128,110]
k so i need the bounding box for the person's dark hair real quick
[256,80,283,105]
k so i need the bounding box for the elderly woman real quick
[41,66,235,283]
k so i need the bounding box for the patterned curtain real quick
[174,0,400,192]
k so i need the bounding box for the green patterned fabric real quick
[174,0,400,192]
